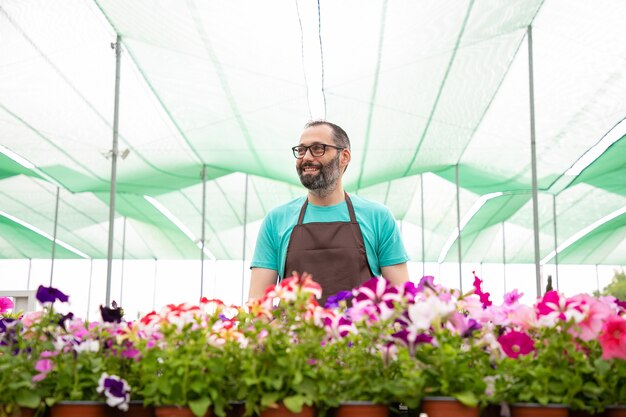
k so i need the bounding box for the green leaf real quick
[261,393,281,408]
[453,392,478,407]
[188,397,211,417]
[16,391,40,409]
[283,395,305,413]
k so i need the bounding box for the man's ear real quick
[341,148,351,169]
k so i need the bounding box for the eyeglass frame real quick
[291,143,345,159]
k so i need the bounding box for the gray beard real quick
[297,153,340,197]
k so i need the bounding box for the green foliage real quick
[316,325,423,412]
[601,269,626,300]
[415,329,491,407]
[134,316,235,417]
[493,322,618,413]
[237,292,324,416]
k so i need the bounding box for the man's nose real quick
[301,148,316,161]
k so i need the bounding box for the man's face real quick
[296,125,343,191]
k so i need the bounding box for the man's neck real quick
[307,183,345,206]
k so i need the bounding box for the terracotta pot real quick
[15,408,36,417]
[336,402,388,417]
[607,406,626,417]
[420,397,479,417]
[510,404,569,417]
[120,403,155,417]
[260,403,314,417]
[51,402,114,417]
[155,406,211,417]
[225,402,245,417]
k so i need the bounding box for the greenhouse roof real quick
[1,0,625,265]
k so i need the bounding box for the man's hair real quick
[304,120,350,149]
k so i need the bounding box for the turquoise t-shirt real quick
[251,194,409,279]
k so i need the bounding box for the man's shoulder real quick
[349,194,392,215]
[266,195,307,220]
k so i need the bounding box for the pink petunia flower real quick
[32,358,54,382]
[598,315,626,360]
[568,294,614,341]
[498,330,535,358]
[504,289,524,305]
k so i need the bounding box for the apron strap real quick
[297,192,357,224]
[344,193,357,223]
[297,199,309,225]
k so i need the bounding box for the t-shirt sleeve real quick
[250,214,279,271]
[377,207,410,267]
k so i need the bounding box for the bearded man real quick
[249,121,409,304]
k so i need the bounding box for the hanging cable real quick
[295,0,312,120]
[316,0,327,118]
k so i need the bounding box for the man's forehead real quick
[299,124,333,143]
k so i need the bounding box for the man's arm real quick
[248,267,279,300]
[381,262,409,286]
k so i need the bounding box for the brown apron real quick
[283,193,375,305]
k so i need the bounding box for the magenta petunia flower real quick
[598,315,626,360]
[0,297,14,314]
[472,273,492,309]
[498,330,535,358]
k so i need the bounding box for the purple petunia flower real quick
[325,291,353,309]
[36,285,69,304]
[97,373,131,411]
[392,329,433,356]
[416,276,436,293]
[100,304,123,323]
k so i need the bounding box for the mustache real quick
[300,162,322,169]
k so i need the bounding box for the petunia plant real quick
[315,278,425,413]
[398,276,493,408]
[237,272,326,416]
[491,290,624,412]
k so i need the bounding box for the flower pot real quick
[14,408,36,417]
[155,406,211,417]
[420,397,479,417]
[335,401,388,417]
[120,402,155,417]
[510,404,569,417]
[51,402,114,417]
[260,403,314,417]
[607,406,626,417]
[225,402,245,417]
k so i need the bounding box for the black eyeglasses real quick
[291,144,345,159]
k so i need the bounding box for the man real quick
[249,121,409,303]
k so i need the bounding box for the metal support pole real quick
[241,174,249,306]
[27,258,32,290]
[595,264,600,294]
[86,259,94,319]
[200,165,207,297]
[212,259,218,298]
[527,25,542,298]
[552,195,559,291]
[106,34,123,307]
[502,222,507,294]
[420,174,426,277]
[119,216,127,306]
[49,186,60,286]
[152,258,158,310]
[455,164,463,292]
